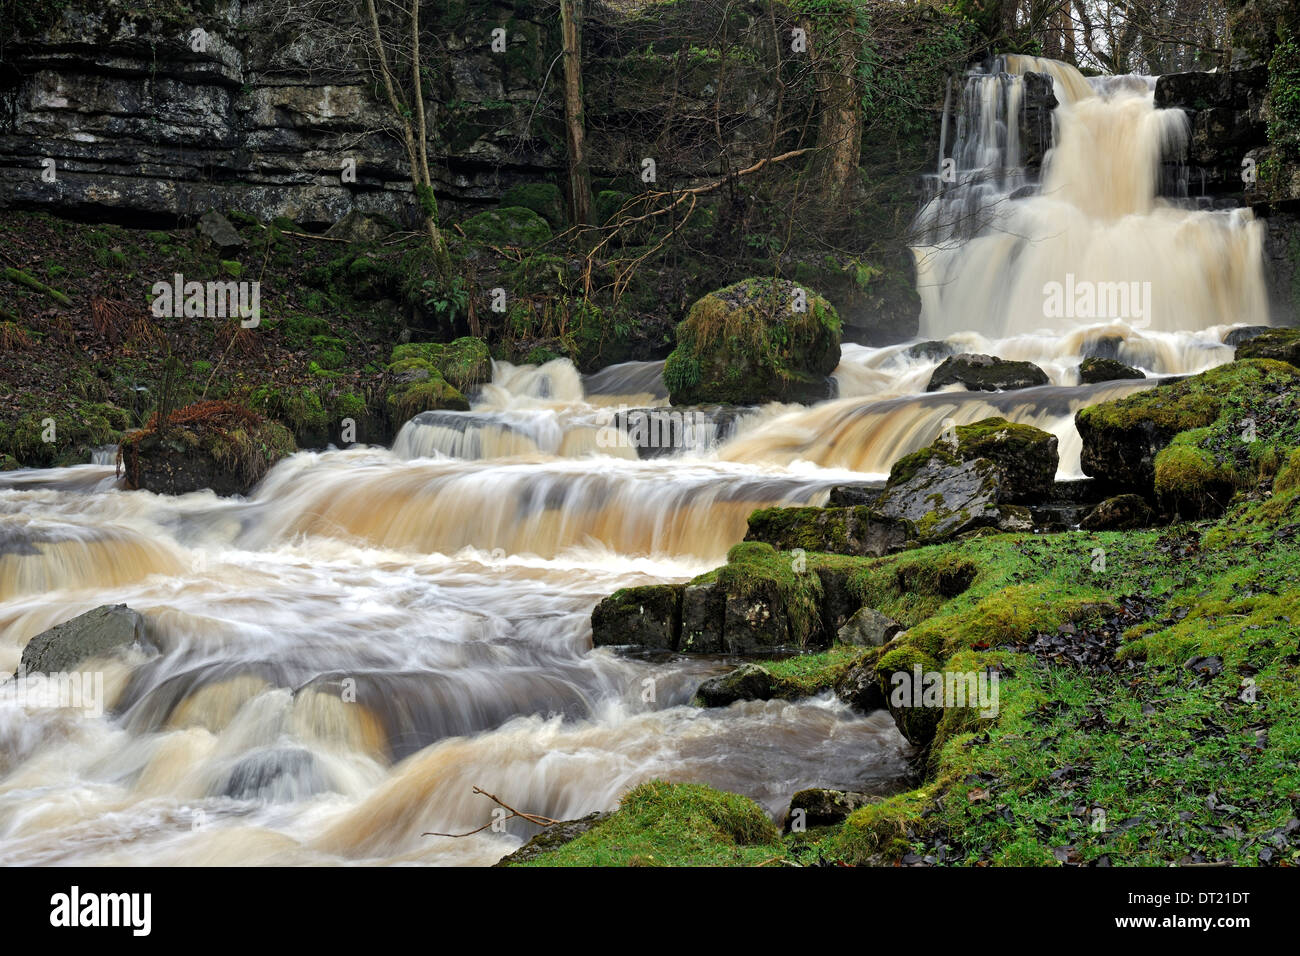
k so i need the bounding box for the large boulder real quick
[874,454,1004,541]
[680,542,826,655]
[591,584,683,651]
[1076,359,1300,502]
[663,278,842,405]
[119,401,295,497]
[837,607,903,647]
[926,353,1049,392]
[911,417,1059,504]
[458,206,552,246]
[19,604,146,675]
[695,663,775,707]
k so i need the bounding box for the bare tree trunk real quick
[363,0,452,279]
[559,0,591,227]
[808,22,862,205]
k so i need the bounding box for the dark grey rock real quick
[837,607,903,648]
[19,604,146,675]
[696,663,775,707]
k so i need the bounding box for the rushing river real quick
[0,57,1270,865]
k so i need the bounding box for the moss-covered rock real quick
[383,360,470,423]
[1079,356,1145,383]
[680,541,828,654]
[390,337,492,391]
[501,182,566,229]
[1234,326,1300,365]
[591,584,683,651]
[1075,359,1300,497]
[891,417,1059,504]
[1153,428,1240,518]
[744,504,910,557]
[926,353,1049,392]
[119,400,295,497]
[458,206,553,246]
[663,277,842,405]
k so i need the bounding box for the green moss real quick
[664,277,842,405]
[501,182,566,228]
[390,337,492,390]
[509,781,780,867]
[458,206,553,247]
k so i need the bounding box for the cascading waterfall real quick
[0,55,1272,866]
[913,56,1269,340]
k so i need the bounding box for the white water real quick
[0,56,1270,866]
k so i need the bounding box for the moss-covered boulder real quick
[1075,359,1300,499]
[1235,327,1300,366]
[837,606,904,647]
[119,401,295,497]
[500,183,566,229]
[926,353,1049,392]
[458,206,552,246]
[390,337,492,391]
[383,357,470,424]
[744,504,910,557]
[695,663,775,707]
[663,277,842,405]
[1153,428,1241,518]
[1079,356,1145,383]
[875,453,1004,542]
[591,584,683,651]
[681,541,827,655]
[1,402,131,468]
[892,417,1059,504]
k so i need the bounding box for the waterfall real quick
[911,57,1269,340]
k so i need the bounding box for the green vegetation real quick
[663,277,842,405]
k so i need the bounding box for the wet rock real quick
[494,812,610,866]
[664,277,841,405]
[18,604,146,675]
[784,788,883,831]
[197,210,245,250]
[837,607,903,648]
[1224,325,1272,348]
[695,663,775,707]
[1235,327,1300,367]
[944,417,1059,503]
[827,483,884,508]
[875,455,1004,542]
[906,340,952,361]
[925,353,1049,392]
[220,747,326,802]
[1080,494,1154,530]
[1079,356,1145,383]
[835,658,885,712]
[679,583,725,654]
[591,584,683,651]
[745,505,910,557]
